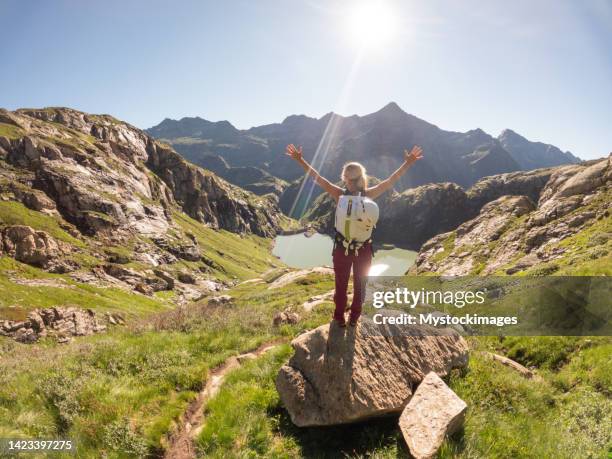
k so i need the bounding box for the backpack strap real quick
[334,231,372,256]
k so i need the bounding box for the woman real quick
[285,143,424,327]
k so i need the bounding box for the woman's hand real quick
[285,144,303,162]
[404,145,424,164]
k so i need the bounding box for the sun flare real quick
[346,1,397,50]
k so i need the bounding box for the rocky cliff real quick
[0,107,281,238]
[411,156,611,275]
[194,153,288,196]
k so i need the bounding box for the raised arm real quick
[285,144,342,201]
[366,146,424,200]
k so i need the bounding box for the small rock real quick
[106,252,130,264]
[399,372,467,459]
[15,327,37,343]
[178,272,196,284]
[27,312,45,332]
[207,295,233,306]
[484,352,537,379]
[134,282,153,295]
[153,269,175,289]
[273,309,300,326]
[7,321,27,332]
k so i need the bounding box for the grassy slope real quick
[0,257,170,321]
[0,269,335,458]
[0,201,84,246]
[171,211,282,281]
[0,181,310,457]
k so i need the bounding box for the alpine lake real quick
[273,232,417,276]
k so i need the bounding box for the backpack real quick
[334,192,379,245]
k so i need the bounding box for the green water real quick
[273,233,417,276]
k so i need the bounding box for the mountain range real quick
[146,102,581,215]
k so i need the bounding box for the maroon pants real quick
[332,242,373,323]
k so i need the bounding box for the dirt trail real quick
[301,289,353,312]
[163,340,281,459]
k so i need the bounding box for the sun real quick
[346,1,397,50]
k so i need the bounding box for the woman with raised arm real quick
[285,144,424,327]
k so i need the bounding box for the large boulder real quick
[275,315,469,426]
[399,372,467,459]
[0,225,71,271]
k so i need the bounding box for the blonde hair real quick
[341,162,368,191]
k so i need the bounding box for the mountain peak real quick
[499,128,525,141]
[377,101,406,115]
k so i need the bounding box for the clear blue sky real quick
[1,0,610,159]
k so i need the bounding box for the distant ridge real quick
[146,103,582,213]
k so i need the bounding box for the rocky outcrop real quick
[399,372,467,459]
[376,183,474,248]
[412,156,611,275]
[151,236,202,261]
[0,107,282,238]
[102,264,179,294]
[276,315,469,426]
[146,141,281,237]
[0,306,107,343]
[0,225,76,272]
[466,167,553,210]
[7,185,57,212]
[414,195,535,275]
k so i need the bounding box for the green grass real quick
[430,232,456,264]
[0,201,84,246]
[552,342,612,395]
[0,270,336,458]
[1,257,610,458]
[196,344,407,458]
[441,346,612,459]
[172,210,284,280]
[196,345,295,458]
[0,122,25,139]
[0,257,171,319]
